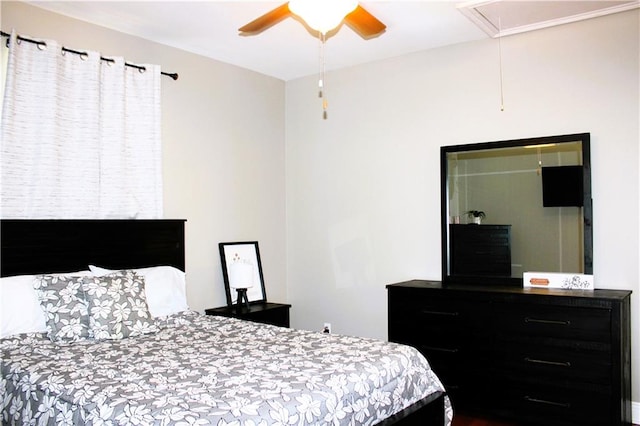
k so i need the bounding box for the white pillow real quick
[0,270,93,339]
[89,265,189,317]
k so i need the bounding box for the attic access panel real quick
[457,0,639,37]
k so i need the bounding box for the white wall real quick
[2,1,288,312]
[4,0,640,412]
[285,7,639,395]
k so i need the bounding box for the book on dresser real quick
[386,280,631,426]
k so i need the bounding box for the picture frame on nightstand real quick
[219,241,267,307]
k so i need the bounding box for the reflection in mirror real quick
[441,133,592,286]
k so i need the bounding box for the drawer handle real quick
[524,396,571,409]
[525,317,571,326]
[423,345,459,353]
[421,310,459,317]
[524,357,571,368]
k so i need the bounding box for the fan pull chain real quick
[318,32,328,120]
[318,32,324,98]
[498,17,505,112]
[536,147,543,175]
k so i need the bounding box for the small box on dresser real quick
[386,280,631,426]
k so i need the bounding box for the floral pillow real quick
[33,275,91,342]
[83,270,158,340]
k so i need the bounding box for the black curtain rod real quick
[1,30,178,81]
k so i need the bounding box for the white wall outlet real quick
[323,322,331,334]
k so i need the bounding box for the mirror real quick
[440,133,592,286]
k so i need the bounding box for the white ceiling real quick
[23,0,639,81]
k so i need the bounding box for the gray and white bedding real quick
[1,311,451,425]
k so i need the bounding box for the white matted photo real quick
[219,241,267,306]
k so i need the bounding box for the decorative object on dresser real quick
[205,302,292,328]
[441,133,592,286]
[387,280,632,426]
[464,210,486,225]
[523,271,594,290]
[219,241,267,307]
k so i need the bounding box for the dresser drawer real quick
[495,342,612,384]
[388,293,485,355]
[490,303,612,342]
[388,292,479,393]
[389,291,477,326]
[205,303,291,327]
[495,382,611,426]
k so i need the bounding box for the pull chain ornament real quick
[318,32,328,119]
[498,16,505,112]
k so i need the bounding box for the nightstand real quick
[205,302,291,327]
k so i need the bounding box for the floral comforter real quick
[1,311,451,425]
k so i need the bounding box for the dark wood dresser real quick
[449,224,512,276]
[387,280,631,426]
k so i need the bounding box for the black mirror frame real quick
[440,133,592,286]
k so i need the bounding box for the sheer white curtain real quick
[0,32,162,218]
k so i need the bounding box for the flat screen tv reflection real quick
[541,165,583,207]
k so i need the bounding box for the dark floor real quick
[452,414,517,426]
[453,415,638,426]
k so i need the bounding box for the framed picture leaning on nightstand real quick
[219,241,267,307]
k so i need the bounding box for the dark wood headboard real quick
[0,220,186,277]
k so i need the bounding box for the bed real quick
[0,219,451,425]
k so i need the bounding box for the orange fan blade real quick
[345,5,386,39]
[239,2,292,35]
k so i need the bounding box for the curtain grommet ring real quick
[139,67,146,74]
[80,52,88,61]
[37,41,47,51]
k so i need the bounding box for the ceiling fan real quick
[238,1,386,39]
[239,1,386,120]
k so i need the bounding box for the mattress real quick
[1,311,450,425]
